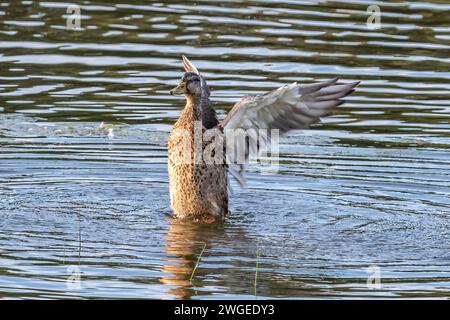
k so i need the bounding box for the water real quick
[1,0,450,299]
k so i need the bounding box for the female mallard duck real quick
[168,56,359,224]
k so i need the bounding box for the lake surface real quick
[1,0,450,299]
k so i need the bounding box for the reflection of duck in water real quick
[161,217,260,299]
[168,56,359,224]
[160,218,225,299]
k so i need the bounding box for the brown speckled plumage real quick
[168,93,228,222]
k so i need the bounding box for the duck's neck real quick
[183,95,203,122]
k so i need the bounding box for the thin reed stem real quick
[190,242,207,283]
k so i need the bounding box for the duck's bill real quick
[169,82,186,95]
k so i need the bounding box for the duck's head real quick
[170,55,209,100]
[169,72,202,97]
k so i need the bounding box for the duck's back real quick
[201,98,219,129]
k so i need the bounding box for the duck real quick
[168,56,359,224]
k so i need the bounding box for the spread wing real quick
[221,78,360,186]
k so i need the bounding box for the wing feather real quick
[221,78,360,186]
